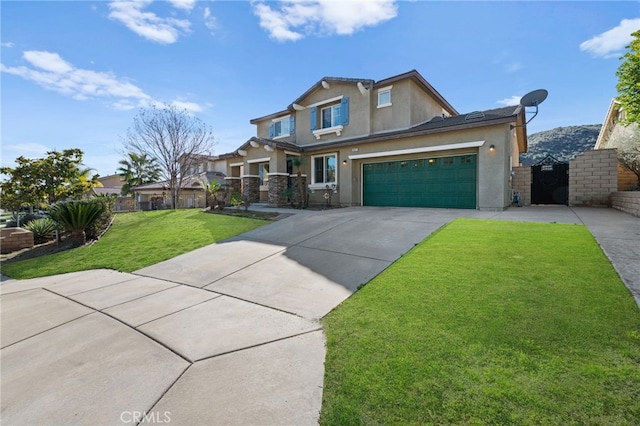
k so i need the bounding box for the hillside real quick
[519,125,602,166]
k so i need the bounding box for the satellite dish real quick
[520,89,548,107]
[512,89,548,129]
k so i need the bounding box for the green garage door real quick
[363,155,477,209]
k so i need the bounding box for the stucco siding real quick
[409,80,451,126]
[293,82,371,146]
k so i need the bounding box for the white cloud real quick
[168,0,196,12]
[23,51,73,73]
[497,96,521,107]
[108,0,191,44]
[203,6,217,30]
[1,42,15,48]
[1,50,152,108]
[171,99,203,112]
[252,0,398,42]
[580,18,640,58]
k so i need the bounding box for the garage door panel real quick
[363,154,477,209]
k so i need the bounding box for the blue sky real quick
[2,1,639,177]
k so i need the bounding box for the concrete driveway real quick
[1,206,639,425]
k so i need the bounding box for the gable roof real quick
[374,70,458,116]
[249,69,458,123]
[287,77,375,111]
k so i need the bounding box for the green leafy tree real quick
[616,29,640,125]
[122,104,215,209]
[49,200,105,247]
[0,149,100,212]
[117,152,161,195]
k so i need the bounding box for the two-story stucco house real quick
[221,70,528,210]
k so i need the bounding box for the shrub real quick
[24,218,58,244]
[230,193,244,211]
[5,213,44,228]
[49,200,105,247]
[85,195,115,240]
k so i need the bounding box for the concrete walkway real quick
[1,206,638,425]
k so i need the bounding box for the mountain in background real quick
[519,124,602,166]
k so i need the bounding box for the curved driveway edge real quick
[1,206,638,425]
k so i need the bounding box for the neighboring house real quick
[131,156,226,210]
[220,69,528,210]
[594,99,638,190]
[91,174,134,211]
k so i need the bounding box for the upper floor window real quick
[269,115,295,139]
[321,104,342,129]
[377,85,392,108]
[310,97,349,139]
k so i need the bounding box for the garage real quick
[362,154,477,208]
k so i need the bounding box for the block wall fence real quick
[512,149,626,208]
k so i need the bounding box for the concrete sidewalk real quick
[1,205,639,425]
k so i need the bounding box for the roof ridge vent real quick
[465,111,485,120]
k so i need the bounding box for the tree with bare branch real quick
[122,104,215,209]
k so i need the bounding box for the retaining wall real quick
[1,227,34,254]
[611,191,640,217]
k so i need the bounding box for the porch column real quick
[267,173,289,206]
[242,176,261,203]
[290,174,307,207]
[224,177,242,202]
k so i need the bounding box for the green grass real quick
[321,218,640,425]
[1,209,268,279]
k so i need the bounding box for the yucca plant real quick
[49,200,105,247]
[24,218,57,244]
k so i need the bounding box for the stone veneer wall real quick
[568,149,618,207]
[242,176,261,203]
[511,166,531,206]
[290,175,307,207]
[611,191,640,217]
[225,178,242,202]
[1,227,34,254]
[267,174,289,206]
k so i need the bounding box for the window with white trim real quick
[321,104,341,129]
[258,163,269,186]
[274,117,290,137]
[312,153,337,185]
[377,85,392,108]
[269,115,295,138]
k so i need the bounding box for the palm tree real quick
[49,200,105,247]
[117,153,161,195]
[200,179,223,208]
[68,166,102,199]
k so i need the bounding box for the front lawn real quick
[321,219,640,425]
[1,209,268,279]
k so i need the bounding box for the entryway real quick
[531,155,568,205]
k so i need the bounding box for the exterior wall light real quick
[489,145,496,152]
[342,160,348,165]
